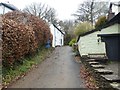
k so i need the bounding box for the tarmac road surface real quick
[9,46,85,88]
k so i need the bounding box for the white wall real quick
[78,31,106,56]
[0,5,12,14]
[50,24,55,47]
[50,24,64,47]
[101,24,120,34]
[78,20,119,56]
[61,34,64,46]
[112,3,120,15]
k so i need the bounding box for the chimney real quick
[107,3,115,21]
[107,12,115,21]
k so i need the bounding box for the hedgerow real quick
[2,11,53,67]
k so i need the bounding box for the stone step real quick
[86,59,96,62]
[86,59,108,64]
[95,69,113,75]
[88,53,107,59]
[91,65,105,69]
[110,82,120,90]
[101,75,120,83]
[88,61,100,65]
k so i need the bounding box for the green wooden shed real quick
[98,12,120,60]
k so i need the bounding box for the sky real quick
[0,0,119,20]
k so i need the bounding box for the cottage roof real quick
[104,12,120,27]
[0,2,19,11]
[77,12,120,42]
[77,29,98,42]
[53,24,65,35]
[111,2,120,7]
[98,33,120,37]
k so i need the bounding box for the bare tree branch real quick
[73,1,109,24]
[23,2,57,24]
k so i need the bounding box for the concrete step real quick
[86,59,108,65]
[110,82,120,90]
[88,61,100,65]
[91,65,105,69]
[86,59,96,62]
[95,69,113,75]
[101,75,120,83]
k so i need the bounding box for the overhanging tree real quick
[23,2,57,24]
[95,16,107,28]
[58,20,75,45]
[73,0,109,24]
[74,21,94,36]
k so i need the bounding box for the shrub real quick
[2,18,37,67]
[64,33,72,45]
[2,11,53,67]
[4,11,53,46]
[74,21,94,36]
[95,16,107,28]
[69,38,76,46]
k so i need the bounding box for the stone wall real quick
[80,57,114,89]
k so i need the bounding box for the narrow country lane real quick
[9,46,85,88]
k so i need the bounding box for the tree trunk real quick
[90,1,94,25]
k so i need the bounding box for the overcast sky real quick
[0,0,119,20]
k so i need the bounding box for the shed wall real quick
[101,24,120,34]
[78,31,106,56]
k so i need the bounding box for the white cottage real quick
[77,2,120,59]
[98,2,120,60]
[50,24,65,47]
[108,2,120,20]
[0,2,18,14]
[98,12,120,60]
[77,29,106,57]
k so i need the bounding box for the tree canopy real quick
[95,16,107,28]
[23,2,57,24]
[73,0,109,24]
[74,21,94,36]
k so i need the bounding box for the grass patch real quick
[2,47,54,86]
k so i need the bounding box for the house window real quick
[61,39,62,45]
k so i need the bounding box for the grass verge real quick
[2,47,54,87]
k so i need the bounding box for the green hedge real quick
[2,11,53,68]
[69,38,76,46]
